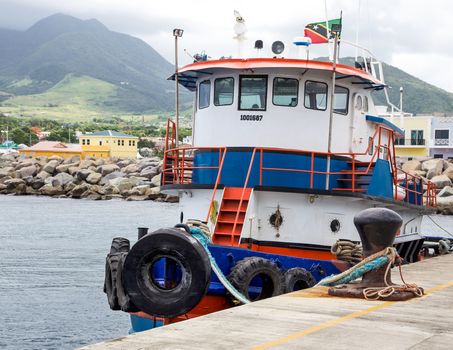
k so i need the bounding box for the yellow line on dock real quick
[251,280,453,350]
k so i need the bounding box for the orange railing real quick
[162,118,437,230]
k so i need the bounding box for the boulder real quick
[117,159,133,168]
[431,174,452,189]
[68,166,80,175]
[18,165,38,178]
[402,160,421,173]
[78,159,96,169]
[15,158,39,170]
[126,195,148,201]
[139,147,153,157]
[123,163,140,174]
[4,178,26,192]
[56,162,79,173]
[39,184,65,196]
[151,173,161,187]
[48,155,64,164]
[98,164,120,176]
[62,155,80,164]
[438,186,453,198]
[70,183,91,198]
[36,170,51,180]
[76,169,92,181]
[164,195,179,203]
[99,171,125,185]
[64,182,77,192]
[86,172,102,184]
[94,158,105,166]
[102,184,120,195]
[42,160,60,174]
[138,160,159,171]
[108,177,139,193]
[436,196,453,215]
[54,172,74,187]
[31,177,45,190]
[0,166,15,178]
[443,166,453,181]
[422,159,443,178]
[140,166,158,179]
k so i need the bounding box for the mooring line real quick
[251,280,453,350]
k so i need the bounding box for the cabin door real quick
[349,93,365,153]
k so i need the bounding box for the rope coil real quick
[318,247,424,300]
[331,240,363,264]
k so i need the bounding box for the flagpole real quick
[325,28,340,190]
[355,0,361,61]
[324,0,332,60]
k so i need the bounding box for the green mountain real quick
[0,13,185,115]
[0,14,452,119]
[336,57,453,114]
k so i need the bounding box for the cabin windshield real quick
[304,81,327,111]
[273,78,298,107]
[199,80,211,109]
[214,77,234,106]
[334,85,349,115]
[239,76,267,110]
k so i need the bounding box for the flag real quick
[304,18,342,44]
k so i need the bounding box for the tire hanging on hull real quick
[122,228,212,318]
[228,257,285,301]
[284,267,316,293]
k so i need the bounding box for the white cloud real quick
[1,0,452,92]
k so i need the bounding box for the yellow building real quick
[19,141,84,159]
[80,130,138,159]
[383,115,432,158]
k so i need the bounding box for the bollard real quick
[137,227,149,240]
[328,208,422,301]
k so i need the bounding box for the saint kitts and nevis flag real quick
[304,18,342,44]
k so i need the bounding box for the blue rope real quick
[317,256,390,286]
[190,227,250,304]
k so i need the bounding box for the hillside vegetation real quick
[0,14,452,122]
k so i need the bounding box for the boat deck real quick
[80,254,453,350]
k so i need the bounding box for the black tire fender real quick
[116,252,140,312]
[110,237,130,254]
[104,237,130,294]
[228,257,284,301]
[122,228,211,318]
[284,267,316,293]
[104,253,121,310]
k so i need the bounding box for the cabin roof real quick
[169,58,385,91]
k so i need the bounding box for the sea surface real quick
[1,196,452,349]
[0,195,178,350]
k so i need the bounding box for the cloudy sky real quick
[1,0,452,92]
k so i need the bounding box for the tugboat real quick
[104,14,437,332]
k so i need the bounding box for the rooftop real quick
[21,141,82,153]
[83,130,138,138]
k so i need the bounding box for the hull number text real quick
[240,114,263,121]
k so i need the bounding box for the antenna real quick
[355,0,361,61]
[233,10,247,58]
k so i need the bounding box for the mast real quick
[325,17,342,190]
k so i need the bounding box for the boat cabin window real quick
[363,96,369,112]
[239,75,267,110]
[214,77,234,106]
[304,81,327,111]
[333,85,349,115]
[273,78,299,107]
[199,80,211,109]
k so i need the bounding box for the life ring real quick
[122,228,211,318]
[284,267,316,293]
[104,253,121,310]
[228,257,284,301]
[116,252,140,312]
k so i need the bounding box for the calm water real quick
[1,196,452,349]
[0,195,178,350]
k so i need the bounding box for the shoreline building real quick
[79,130,138,158]
[19,141,83,159]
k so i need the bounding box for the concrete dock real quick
[80,254,453,350]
